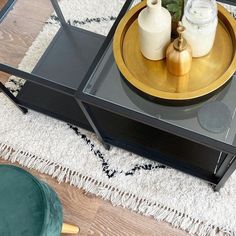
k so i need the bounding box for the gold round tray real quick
[113,1,236,102]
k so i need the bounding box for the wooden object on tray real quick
[62,223,80,234]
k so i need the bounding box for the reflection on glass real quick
[83,40,236,147]
[167,72,190,93]
[197,101,232,133]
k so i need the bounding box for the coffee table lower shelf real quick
[80,103,236,190]
[16,81,92,130]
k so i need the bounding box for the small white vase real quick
[138,0,172,61]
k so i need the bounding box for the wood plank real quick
[0,159,190,236]
[0,13,48,48]
[0,41,28,66]
[9,0,52,21]
[0,71,11,83]
[0,0,53,81]
[88,203,189,236]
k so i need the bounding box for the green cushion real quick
[0,165,63,236]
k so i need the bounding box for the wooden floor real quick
[0,0,189,235]
[0,0,7,10]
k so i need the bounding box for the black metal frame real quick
[78,101,110,150]
[0,0,134,141]
[76,102,236,190]
[220,0,236,5]
[0,0,105,128]
[75,0,236,190]
[0,0,236,190]
[214,154,236,191]
[76,0,236,155]
[0,82,27,114]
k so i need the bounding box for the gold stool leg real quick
[61,223,80,234]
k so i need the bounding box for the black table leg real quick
[78,101,110,150]
[214,154,236,191]
[50,0,67,26]
[0,82,28,114]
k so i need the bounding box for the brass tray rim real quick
[113,2,236,101]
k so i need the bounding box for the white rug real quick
[1,1,236,235]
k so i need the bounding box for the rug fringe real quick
[0,142,234,236]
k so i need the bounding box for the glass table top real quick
[83,39,236,151]
[0,0,129,93]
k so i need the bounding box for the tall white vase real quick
[138,0,171,61]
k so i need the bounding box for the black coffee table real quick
[76,0,236,190]
[1,0,236,190]
[76,34,236,190]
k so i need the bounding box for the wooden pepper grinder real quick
[166,22,192,76]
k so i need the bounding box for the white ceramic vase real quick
[138,0,172,61]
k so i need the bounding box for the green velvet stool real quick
[0,164,79,236]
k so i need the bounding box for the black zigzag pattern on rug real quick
[46,15,117,26]
[69,125,167,179]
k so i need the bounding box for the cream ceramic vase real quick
[138,0,172,61]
